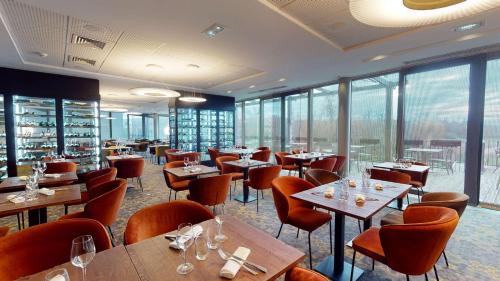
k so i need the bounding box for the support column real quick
[385,86,393,161]
[338,78,351,176]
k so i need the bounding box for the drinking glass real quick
[40,162,47,177]
[176,223,194,275]
[195,235,209,261]
[214,205,227,242]
[339,179,350,200]
[206,223,219,250]
[183,157,189,170]
[32,161,41,174]
[70,235,96,281]
[25,175,39,201]
[45,268,70,281]
[362,169,371,188]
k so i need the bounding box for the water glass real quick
[206,223,219,250]
[70,235,96,281]
[195,235,209,261]
[362,171,371,188]
[339,179,350,200]
[45,268,70,281]
[25,175,39,201]
[214,206,227,242]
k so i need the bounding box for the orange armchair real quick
[305,169,340,186]
[244,165,282,212]
[216,156,244,200]
[370,168,411,205]
[275,152,299,175]
[124,200,214,245]
[309,157,337,171]
[257,146,270,151]
[285,267,329,281]
[0,227,8,237]
[167,152,201,163]
[271,176,332,268]
[45,161,77,174]
[188,174,232,209]
[332,155,346,174]
[208,147,220,163]
[0,218,111,281]
[351,206,459,281]
[113,158,145,191]
[163,161,192,201]
[251,150,271,162]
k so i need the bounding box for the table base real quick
[234,194,257,204]
[28,208,47,226]
[315,256,364,281]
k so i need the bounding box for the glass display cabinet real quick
[218,110,234,149]
[0,95,6,180]
[13,96,57,175]
[169,108,177,149]
[177,108,198,151]
[63,100,100,171]
[199,109,217,160]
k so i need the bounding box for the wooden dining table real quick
[0,172,78,193]
[291,179,411,281]
[164,165,219,179]
[223,160,269,203]
[285,152,336,178]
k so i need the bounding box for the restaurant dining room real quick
[0,0,499,280]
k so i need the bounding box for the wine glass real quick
[176,223,194,275]
[32,161,41,174]
[71,235,96,281]
[183,157,189,170]
[40,162,47,177]
[214,205,227,242]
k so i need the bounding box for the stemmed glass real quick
[214,205,227,242]
[183,157,190,170]
[40,162,47,177]
[176,223,195,275]
[70,235,96,281]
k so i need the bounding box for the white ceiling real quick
[0,0,499,108]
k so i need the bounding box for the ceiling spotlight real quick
[187,63,200,69]
[202,23,225,38]
[278,78,286,82]
[33,51,48,58]
[129,87,181,98]
[249,85,255,89]
[366,55,387,62]
[227,90,232,94]
[454,22,483,32]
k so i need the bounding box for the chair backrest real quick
[83,167,117,185]
[310,158,337,171]
[167,152,201,163]
[370,168,411,184]
[0,219,111,281]
[257,146,270,151]
[82,179,128,226]
[0,227,8,237]
[251,150,271,162]
[291,148,307,154]
[163,161,186,187]
[188,174,232,206]
[285,267,330,281]
[45,162,77,174]
[114,158,145,179]
[275,152,295,166]
[207,147,220,163]
[332,155,346,173]
[271,176,314,224]
[410,161,430,186]
[86,168,117,195]
[380,206,459,275]
[418,192,469,217]
[305,169,340,186]
[124,200,214,245]
[248,166,282,190]
[215,156,240,174]
[135,142,149,152]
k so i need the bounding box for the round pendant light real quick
[349,0,500,27]
[129,87,181,98]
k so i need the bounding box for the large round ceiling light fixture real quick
[349,0,500,27]
[129,87,181,98]
[179,96,207,103]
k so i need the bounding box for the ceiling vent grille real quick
[249,85,287,94]
[67,55,96,66]
[71,34,106,49]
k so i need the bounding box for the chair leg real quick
[308,232,312,269]
[407,193,410,205]
[107,225,115,247]
[350,250,356,281]
[406,275,410,281]
[261,190,264,199]
[256,190,259,212]
[138,177,144,192]
[175,191,177,200]
[357,220,362,233]
[372,259,375,270]
[16,213,21,230]
[64,205,69,215]
[276,223,283,238]
[424,273,428,281]
[168,189,172,202]
[329,220,332,254]
[433,265,439,281]
[21,212,24,229]
[442,251,449,267]
[296,228,300,238]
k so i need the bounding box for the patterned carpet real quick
[1,160,499,281]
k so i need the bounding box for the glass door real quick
[218,111,234,150]
[312,84,339,153]
[200,109,217,160]
[0,95,6,180]
[13,96,57,176]
[177,108,198,151]
[285,93,308,152]
[244,99,260,148]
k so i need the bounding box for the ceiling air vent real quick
[249,85,287,94]
[67,55,96,67]
[71,34,106,50]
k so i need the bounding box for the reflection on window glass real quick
[111,112,128,141]
[312,84,338,153]
[144,115,154,140]
[158,115,169,141]
[285,93,308,151]
[350,73,399,173]
[235,103,243,146]
[244,99,260,148]
[100,112,111,140]
[263,98,281,153]
[129,114,143,140]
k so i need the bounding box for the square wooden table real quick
[19,245,141,281]
[223,160,270,203]
[126,215,305,281]
[164,165,219,179]
[219,148,258,156]
[373,162,430,173]
[105,154,143,161]
[285,153,336,178]
[0,172,78,193]
[291,179,411,281]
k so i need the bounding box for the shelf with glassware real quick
[176,108,198,152]
[13,96,58,175]
[218,110,234,149]
[0,96,6,180]
[63,100,100,171]
[199,109,217,161]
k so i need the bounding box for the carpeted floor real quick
[1,160,499,281]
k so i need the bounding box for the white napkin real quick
[220,247,251,279]
[44,174,62,178]
[6,194,25,204]
[48,274,66,281]
[189,167,202,173]
[168,225,203,249]
[18,176,28,181]
[38,188,55,196]
[355,194,366,203]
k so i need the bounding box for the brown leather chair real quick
[64,167,117,214]
[251,150,271,162]
[0,218,111,281]
[45,161,77,174]
[163,161,192,201]
[371,168,411,205]
[309,157,337,171]
[216,156,244,200]
[0,227,8,237]
[305,169,341,186]
[271,176,332,268]
[124,200,214,245]
[351,206,459,281]
[285,267,329,281]
[275,152,299,175]
[113,158,145,191]
[188,174,232,209]
[244,165,282,212]
[59,179,128,243]
[332,155,346,174]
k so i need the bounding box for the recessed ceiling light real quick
[249,85,255,89]
[129,87,181,98]
[33,51,48,58]
[187,63,200,69]
[456,33,484,41]
[454,22,483,32]
[202,23,225,38]
[179,96,207,103]
[367,55,387,62]
[145,64,164,72]
[227,90,232,94]
[278,78,286,82]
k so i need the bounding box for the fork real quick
[217,249,258,275]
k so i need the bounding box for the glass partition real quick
[111,112,128,141]
[235,103,243,146]
[158,115,169,142]
[129,114,143,140]
[262,98,281,153]
[144,115,154,140]
[312,84,339,153]
[100,112,111,141]
[285,93,308,152]
[244,99,260,148]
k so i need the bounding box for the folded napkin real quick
[18,176,28,181]
[348,180,356,187]
[38,188,55,196]
[44,173,62,178]
[168,225,203,249]
[220,247,251,279]
[48,274,67,281]
[375,183,384,190]
[6,194,26,204]
[323,186,334,198]
[355,194,366,203]
[189,167,202,173]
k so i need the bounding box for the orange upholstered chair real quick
[309,157,337,171]
[407,161,430,202]
[244,165,282,212]
[305,169,340,187]
[292,149,311,168]
[0,218,111,281]
[164,149,180,162]
[124,200,214,245]
[163,161,192,201]
[285,267,329,281]
[216,156,244,199]
[59,179,127,243]
[113,158,145,191]
[208,147,220,163]
[271,176,332,268]
[0,227,8,237]
[64,167,117,214]
[188,174,232,209]
[45,161,77,174]
[275,152,299,175]
[257,146,270,151]
[371,168,411,205]
[351,206,459,281]
[332,155,346,174]
[251,150,271,162]
[167,152,201,163]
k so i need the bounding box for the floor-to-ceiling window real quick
[111,112,128,141]
[100,112,111,140]
[481,58,500,206]
[144,115,154,140]
[235,102,243,146]
[350,73,399,174]
[244,99,260,148]
[285,93,308,151]
[158,115,169,142]
[312,84,339,153]
[129,114,143,140]
[404,64,470,194]
[262,98,281,153]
